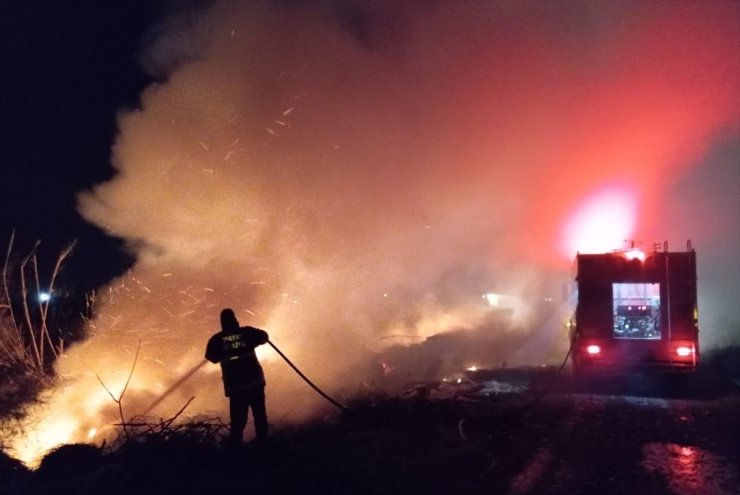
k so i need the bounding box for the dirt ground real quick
[2,365,739,495]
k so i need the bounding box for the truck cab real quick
[571,242,699,375]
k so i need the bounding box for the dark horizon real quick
[1,1,162,289]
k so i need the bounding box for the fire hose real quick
[143,340,347,416]
[267,341,348,412]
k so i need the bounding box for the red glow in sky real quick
[561,186,637,256]
[511,3,739,264]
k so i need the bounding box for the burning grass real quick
[0,367,54,449]
[1,398,503,495]
[0,233,82,455]
[2,359,739,494]
[0,366,564,494]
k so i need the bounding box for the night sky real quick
[1,1,160,289]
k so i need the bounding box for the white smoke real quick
[12,1,733,461]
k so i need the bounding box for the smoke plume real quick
[10,0,739,464]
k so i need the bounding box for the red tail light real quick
[586,344,601,355]
[676,346,694,357]
[671,340,697,360]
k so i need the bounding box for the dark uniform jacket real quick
[205,326,269,397]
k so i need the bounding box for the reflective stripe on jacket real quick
[205,326,269,397]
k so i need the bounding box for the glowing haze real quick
[9,1,739,464]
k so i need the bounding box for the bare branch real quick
[95,374,119,402]
[1,234,75,372]
[120,341,141,400]
[31,254,45,363]
[2,232,19,328]
[162,396,196,428]
[19,244,41,369]
[1,231,27,362]
[95,341,142,440]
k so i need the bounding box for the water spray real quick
[142,359,208,416]
[142,340,347,417]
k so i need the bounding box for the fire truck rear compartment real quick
[571,243,699,375]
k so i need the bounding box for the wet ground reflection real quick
[642,442,739,495]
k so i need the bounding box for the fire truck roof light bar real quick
[624,249,646,262]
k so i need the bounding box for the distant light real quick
[38,292,51,303]
[586,344,601,355]
[467,366,478,372]
[676,346,694,357]
[484,293,500,307]
[624,249,646,262]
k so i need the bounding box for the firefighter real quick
[205,308,269,447]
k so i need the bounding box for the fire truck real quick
[570,242,699,375]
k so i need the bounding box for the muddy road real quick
[452,371,740,495]
[3,369,739,495]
